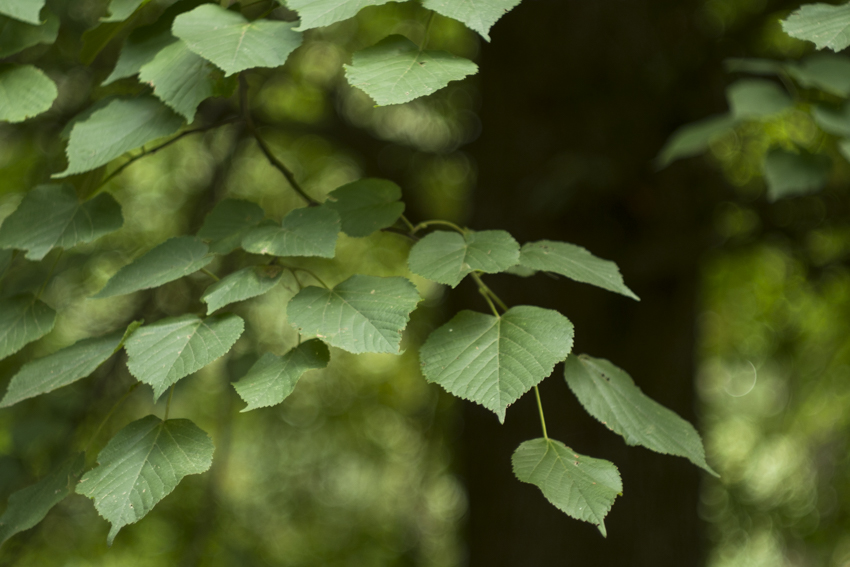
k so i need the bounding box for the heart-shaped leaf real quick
[421,0,521,41]
[324,178,405,237]
[242,206,340,259]
[408,230,519,287]
[196,199,265,254]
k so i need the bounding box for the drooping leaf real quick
[102,0,150,22]
[0,64,57,123]
[726,79,793,119]
[287,275,421,354]
[762,148,831,201]
[56,96,183,177]
[345,35,478,106]
[196,199,266,254]
[138,40,215,122]
[172,4,303,76]
[419,306,574,423]
[785,53,850,97]
[813,103,850,137]
[76,416,214,545]
[781,2,850,51]
[233,340,329,411]
[201,265,284,314]
[288,0,401,30]
[0,295,56,361]
[0,0,44,25]
[421,0,521,41]
[125,313,244,399]
[408,230,520,287]
[0,330,124,407]
[93,236,212,299]
[512,438,622,537]
[0,11,59,58]
[241,206,340,259]
[519,240,639,300]
[655,114,737,168]
[104,31,175,85]
[0,184,123,261]
[323,178,405,237]
[0,453,85,546]
[564,354,717,476]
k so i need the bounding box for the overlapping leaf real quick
[564,355,717,475]
[289,0,401,30]
[782,2,850,51]
[93,236,212,299]
[77,416,214,545]
[419,306,574,422]
[0,64,57,123]
[0,295,56,361]
[0,12,59,58]
[655,114,736,168]
[125,313,244,399]
[287,275,420,354]
[345,35,478,106]
[0,184,123,261]
[103,30,175,85]
[138,40,215,122]
[201,265,284,314]
[173,4,302,76]
[323,178,405,237]
[762,148,831,201]
[0,453,85,546]
[0,0,44,25]
[234,340,329,411]
[408,230,519,287]
[512,438,621,537]
[56,96,183,177]
[102,0,149,22]
[726,79,793,119]
[422,0,521,41]
[519,240,638,300]
[196,199,265,254]
[242,207,340,258]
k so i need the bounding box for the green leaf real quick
[564,354,717,476]
[125,314,244,399]
[93,236,212,299]
[241,207,340,259]
[344,35,478,106]
[288,0,401,30]
[172,4,303,76]
[287,275,420,354]
[0,12,59,58]
[724,57,786,76]
[0,0,44,25]
[782,2,850,51]
[838,138,850,162]
[104,30,174,85]
[77,416,214,545]
[419,306,574,423]
[0,331,124,407]
[655,114,736,168]
[519,240,638,300]
[201,265,284,314]
[0,250,11,279]
[813,103,850,137]
[0,184,123,261]
[56,96,184,177]
[762,148,831,201]
[512,438,621,537]
[408,230,520,287]
[421,0,521,41]
[726,79,793,119]
[323,178,405,237]
[0,64,57,123]
[785,53,850,97]
[196,199,265,254]
[0,295,56,361]
[233,340,329,411]
[138,40,215,122]
[102,0,150,22]
[0,453,85,546]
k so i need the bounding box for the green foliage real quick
[0,64,57,123]
[782,2,850,51]
[762,148,831,200]
[201,265,284,314]
[324,178,406,237]
[408,229,519,287]
[0,12,59,58]
[196,199,266,254]
[726,79,793,119]
[241,206,340,258]
[0,0,45,25]
[422,0,522,41]
[0,295,55,361]
[289,0,402,30]
[138,41,216,122]
[103,0,150,22]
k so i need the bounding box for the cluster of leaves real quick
[0,0,715,547]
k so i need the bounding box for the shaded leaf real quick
[419,306,574,423]
[726,79,793,119]
[519,240,638,300]
[196,199,265,254]
[125,313,244,399]
[103,0,150,22]
[0,64,57,123]
[512,438,621,537]
[782,2,850,51]
[201,265,283,314]
[103,30,175,85]
[173,4,303,76]
[0,250,11,279]
[724,57,786,76]
[324,178,405,237]
[0,184,123,261]
[422,0,521,41]
[762,148,831,201]
[786,53,850,97]
[655,114,736,168]
[287,275,420,354]
[139,40,215,122]
[234,340,329,411]
[564,354,717,475]
[813,103,850,137]
[0,0,44,25]
[345,35,478,106]
[77,416,214,545]
[0,295,56,361]
[408,230,519,287]
[242,206,340,259]
[93,236,212,299]
[289,0,401,30]
[0,11,59,58]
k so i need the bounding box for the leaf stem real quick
[83,382,139,453]
[479,288,500,317]
[164,384,176,420]
[292,267,329,289]
[201,268,220,282]
[411,219,465,234]
[399,214,416,233]
[534,385,548,440]
[470,272,508,312]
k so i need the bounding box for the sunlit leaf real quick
[0,295,56,361]
[125,313,244,399]
[421,0,521,41]
[0,64,57,123]
[0,0,44,25]
[324,178,405,237]
[512,438,621,537]
[201,265,284,314]
[234,340,329,411]
[655,114,736,168]
[0,12,59,58]
[345,35,478,106]
[782,2,850,51]
[196,199,265,254]
[564,354,717,475]
[138,40,214,122]
[0,184,123,261]
[289,0,401,30]
[726,79,793,119]
[241,206,340,259]
[77,416,214,545]
[419,306,574,423]
[408,230,519,287]
[287,275,420,354]
[762,148,831,201]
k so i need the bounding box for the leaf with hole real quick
[242,206,340,259]
[288,0,402,30]
[196,199,265,254]
[0,11,59,58]
[0,64,57,123]
[138,40,215,122]
[422,0,521,41]
[201,265,284,314]
[782,2,850,51]
[0,295,56,361]
[408,230,519,287]
[324,178,405,237]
